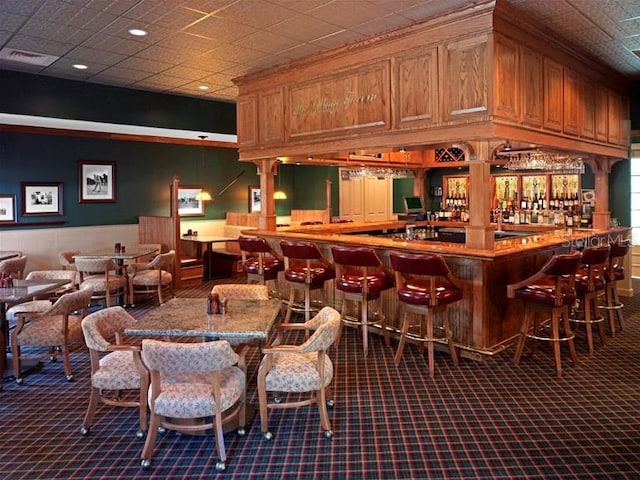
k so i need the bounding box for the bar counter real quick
[249,221,630,361]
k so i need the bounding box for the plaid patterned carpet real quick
[2,277,640,479]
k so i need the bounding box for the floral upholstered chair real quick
[80,306,148,438]
[0,255,27,279]
[211,283,269,300]
[140,339,248,472]
[75,257,128,307]
[128,250,175,307]
[257,306,341,440]
[11,285,93,384]
[5,270,77,324]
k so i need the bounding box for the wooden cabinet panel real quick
[363,177,392,221]
[608,90,622,145]
[288,63,390,140]
[543,58,563,131]
[520,46,543,127]
[339,174,364,222]
[441,36,489,122]
[595,86,608,141]
[259,88,285,144]
[563,68,580,135]
[580,77,596,139]
[493,35,519,120]
[394,47,438,128]
[237,95,258,147]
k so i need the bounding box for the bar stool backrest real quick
[580,244,610,267]
[331,246,382,268]
[541,251,582,277]
[390,252,451,277]
[280,241,323,261]
[608,239,630,280]
[239,236,272,253]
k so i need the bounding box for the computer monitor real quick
[403,196,423,214]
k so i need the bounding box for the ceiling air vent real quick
[0,48,59,66]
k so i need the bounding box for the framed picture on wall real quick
[0,194,16,223]
[177,185,205,217]
[249,186,261,213]
[79,161,116,203]
[22,182,63,216]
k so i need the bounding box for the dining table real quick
[0,278,69,388]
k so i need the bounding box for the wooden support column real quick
[465,141,494,249]
[256,159,278,231]
[325,179,332,223]
[591,156,611,230]
[412,168,427,199]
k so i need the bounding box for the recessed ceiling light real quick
[128,28,148,37]
[198,85,209,91]
[72,64,88,70]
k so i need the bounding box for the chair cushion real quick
[335,269,393,294]
[6,300,53,322]
[243,256,284,280]
[16,314,84,346]
[132,270,172,286]
[152,366,245,418]
[81,275,127,292]
[92,350,141,390]
[262,352,333,393]
[284,262,335,286]
[397,279,463,306]
[514,278,576,306]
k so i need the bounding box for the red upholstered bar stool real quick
[331,246,394,357]
[389,252,462,378]
[280,241,335,323]
[507,251,582,377]
[571,244,610,354]
[238,236,284,296]
[600,239,630,336]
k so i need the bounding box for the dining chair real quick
[0,255,27,280]
[257,306,341,440]
[5,270,78,324]
[59,250,81,284]
[11,284,93,384]
[140,339,248,472]
[127,250,176,307]
[75,257,128,307]
[80,306,148,438]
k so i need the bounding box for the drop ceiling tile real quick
[0,13,29,31]
[215,0,300,29]
[1,0,43,16]
[155,32,219,56]
[63,0,142,16]
[264,0,336,15]
[266,14,343,43]
[134,73,190,88]
[19,19,95,45]
[81,32,148,56]
[277,42,325,60]
[5,33,72,56]
[307,1,398,29]
[206,43,268,64]
[116,56,173,74]
[179,0,239,14]
[90,65,151,84]
[66,46,128,64]
[350,12,415,36]
[310,29,365,50]
[233,30,299,54]
[185,15,258,43]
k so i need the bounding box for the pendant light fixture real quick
[274,161,287,200]
[195,135,213,201]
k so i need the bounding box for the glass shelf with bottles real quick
[440,175,469,221]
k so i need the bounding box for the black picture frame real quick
[22,182,63,216]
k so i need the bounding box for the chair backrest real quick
[331,246,382,268]
[41,284,93,318]
[147,250,176,271]
[280,241,323,261]
[26,269,77,284]
[0,255,27,279]
[298,306,341,353]
[541,251,582,277]
[211,284,269,300]
[59,251,80,270]
[390,252,451,277]
[81,306,137,352]
[142,339,239,375]
[609,239,630,259]
[580,244,610,267]
[75,257,118,275]
[239,236,273,254]
[607,239,630,280]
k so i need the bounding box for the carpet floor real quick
[1,278,639,479]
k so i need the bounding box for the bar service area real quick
[231,1,631,360]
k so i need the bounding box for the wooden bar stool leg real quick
[426,310,435,379]
[394,307,411,365]
[531,312,541,356]
[550,310,562,377]
[335,298,348,347]
[562,306,578,366]
[583,296,595,354]
[513,309,532,365]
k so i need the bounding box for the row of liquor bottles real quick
[442,191,582,213]
[491,206,587,227]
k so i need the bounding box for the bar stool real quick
[390,252,462,378]
[238,236,284,295]
[507,251,582,377]
[571,244,610,354]
[331,246,393,357]
[600,239,630,336]
[280,241,335,323]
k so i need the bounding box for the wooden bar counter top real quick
[249,221,630,361]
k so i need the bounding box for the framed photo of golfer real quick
[79,161,116,203]
[22,182,63,216]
